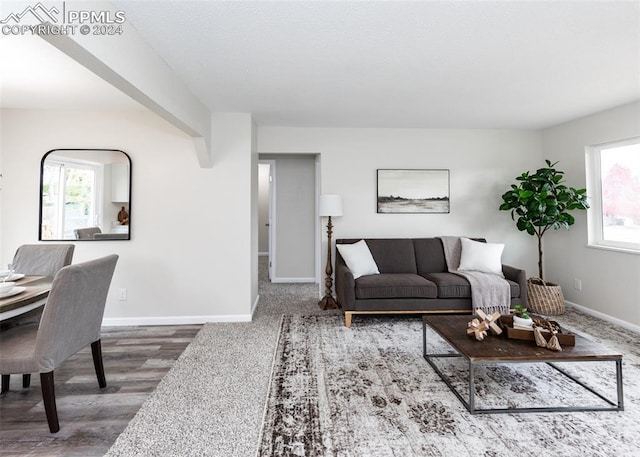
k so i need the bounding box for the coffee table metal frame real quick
[422,317,624,414]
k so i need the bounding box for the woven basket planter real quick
[526,277,565,315]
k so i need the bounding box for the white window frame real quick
[44,159,103,240]
[585,136,640,254]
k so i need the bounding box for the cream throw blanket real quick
[439,236,511,315]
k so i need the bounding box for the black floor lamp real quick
[318,194,343,310]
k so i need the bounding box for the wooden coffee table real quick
[422,315,624,414]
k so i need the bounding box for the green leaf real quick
[516,218,529,232]
[500,160,589,245]
[519,189,534,199]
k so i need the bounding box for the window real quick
[586,137,640,253]
[41,159,102,240]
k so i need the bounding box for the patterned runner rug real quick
[257,314,640,457]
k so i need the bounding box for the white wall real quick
[250,117,259,309]
[542,101,640,328]
[258,127,543,277]
[0,109,256,324]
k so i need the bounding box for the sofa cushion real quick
[422,273,471,298]
[422,273,520,299]
[458,237,505,276]
[355,274,437,299]
[413,238,448,274]
[336,240,380,279]
[364,239,417,274]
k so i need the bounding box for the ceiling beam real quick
[35,1,212,167]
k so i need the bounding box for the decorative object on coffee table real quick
[512,304,533,328]
[500,315,575,346]
[499,160,589,314]
[533,325,549,348]
[318,195,343,310]
[467,318,489,340]
[476,309,502,335]
[533,319,563,351]
[467,309,502,340]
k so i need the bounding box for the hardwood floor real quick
[0,324,202,456]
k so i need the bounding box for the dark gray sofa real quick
[335,238,527,327]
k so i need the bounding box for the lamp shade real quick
[319,194,343,217]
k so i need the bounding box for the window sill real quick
[586,244,640,256]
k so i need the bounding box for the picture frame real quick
[377,169,450,213]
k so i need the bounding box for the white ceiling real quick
[2,1,639,129]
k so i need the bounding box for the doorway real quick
[258,161,275,281]
[258,155,318,283]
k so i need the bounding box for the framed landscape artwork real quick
[377,169,450,213]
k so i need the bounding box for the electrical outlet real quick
[118,288,127,301]
[574,279,582,291]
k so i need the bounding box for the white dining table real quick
[0,276,53,321]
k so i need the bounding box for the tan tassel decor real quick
[532,319,563,351]
[533,327,547,348]
[547,333,563,351]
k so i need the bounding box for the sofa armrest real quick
[502,264,527,307]
[335,256,356,310]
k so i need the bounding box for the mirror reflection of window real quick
[40,149,131,241]
[42,160,99,240]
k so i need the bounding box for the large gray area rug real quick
[108,257,639,456]
[258,314,640,457]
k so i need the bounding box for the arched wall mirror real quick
[39,149,131,241]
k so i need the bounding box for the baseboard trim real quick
[270,277,316,283]
[565,300,640,334]
[102,314,253,327]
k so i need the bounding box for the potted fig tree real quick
[499,160,589,314]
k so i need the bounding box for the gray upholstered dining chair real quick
[12,244,75,277]
[73,227,102,240]
[8,243,75,389]
[0,254,118,433]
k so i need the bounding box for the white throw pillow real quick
[336,240,380,279]
[458,238,505,276]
